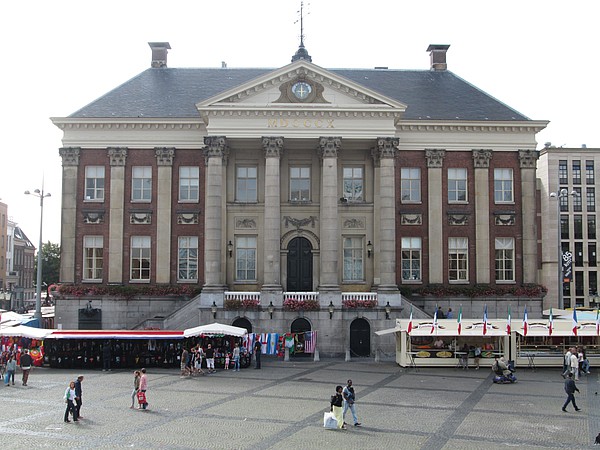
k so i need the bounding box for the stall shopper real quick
[5,354,16,386]
[20,349,33,386]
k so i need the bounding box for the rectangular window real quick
[575,271,584,296]
[342,167,364,201]
[586,160,595,185]
[236,166,258,202]
[573,187,582,212]
[130,236,151,281]
[495,237,515,282]
[575,242,584,267]
[589,243,597,267]
[83,236,103,281]
[132,166,152,201]
[236,236,256,281]
[342,237,364,281]
[559,160,568,184]
[561,215,569,239]
[494,168,513,203]
[448,168,467,202]
[290,167,310,201]
[400,168,421,203]
[590,271,598,295]
[448,237,468,282]
[574,215,583,239]
[178,237,198,281]
[572,161,581,185]
[559,190,569,212]
[85,166,105,201]
[588,216,597,239]
[401,237,421,281]
[179,166,199,202]
[587,188,596,212]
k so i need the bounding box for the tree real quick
[34,241,60,295]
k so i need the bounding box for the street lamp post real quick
[25,187,51,324]
[549,188,577,309]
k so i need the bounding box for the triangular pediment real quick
[196,60,407,112]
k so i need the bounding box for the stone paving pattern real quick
[0,359,598,449]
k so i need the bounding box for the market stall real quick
[1,325,55,366]
[183,323,251,369]
[377,318,510,368]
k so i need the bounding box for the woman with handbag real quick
[330,385,346,429]
[63,381,78,422]
[138,368,148,410]
[130,370,141,409]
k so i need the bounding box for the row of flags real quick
[406,304,599,337]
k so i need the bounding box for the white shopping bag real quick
[323,411,338,429]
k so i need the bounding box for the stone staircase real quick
[134,294,202,330]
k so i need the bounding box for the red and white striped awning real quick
[46,330,184,340]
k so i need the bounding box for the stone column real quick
[519,149,539,284]
[473,149,492,283]
[262,137,284,292]
[203,136,228,291]
[155,148,175,284]
[318,137,341,291]
[426,149,446,283]
[107,147,127,284]
[374,137,399,292]
[58,147,80,284]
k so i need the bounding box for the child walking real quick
[224,352,230,370]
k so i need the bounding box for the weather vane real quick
[295,1,310,47]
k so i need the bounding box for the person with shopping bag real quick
[329,385,346,429]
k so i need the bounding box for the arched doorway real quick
[350,318,371,357]
[291,317,311,357]
[232,317,252,333]
[287,237,313,292]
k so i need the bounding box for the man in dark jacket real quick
[562,372,581,412]
[20,349,33,386]
[254,339,262,369]
[74,375,84,419]
[102,341,112,372]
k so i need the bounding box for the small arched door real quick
[232,317,252,334]
[287,237,313,292]
[350,318,371,357]
[291,318,312,357]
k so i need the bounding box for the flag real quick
[523,306,528,336]
[596,308,599,336]
[548,307,553,336]
[572,307,578,336]
[407,305,413,334]
[304,331,317,353]
[457,306,462,335]
[483,305,489,335]
[506,305,511,335]
[430,306,438,334]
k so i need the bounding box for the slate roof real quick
[69,67,529,122]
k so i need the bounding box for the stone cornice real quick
[398,120,548,134]
[51,118,203,131]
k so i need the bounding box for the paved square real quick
[0,359,597,449]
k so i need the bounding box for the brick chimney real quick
[427,44,450,71]
[148,42,171,68]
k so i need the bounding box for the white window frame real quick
[342,167,364,201]
[83,236,103,281]
[132,166,152,202]
[494,168,514,203]
[130,236,151,282]
[401,237,421,281]
[178,236,198,282]
[448,168,467,203]
[85,166,105,202]
[179,166,199,202]
[235,236,257,281]
[448,237,469,282]
[343,236,364,281]
[290,167,311,202]
[236,166,258,203]
[400,168,421,203]
[495,237,515,282]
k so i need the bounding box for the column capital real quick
[425,149,446,168]
[318,136,342,158]
[262,136,284,158]
[59,147,80,166]
[155,147,175,166]
[472,149,493,168]
[519,149,539,169]
[108,147,128,166]
[203,136,229,158]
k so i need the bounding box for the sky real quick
[1,0,598,249]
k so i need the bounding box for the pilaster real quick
[155,147,174,284]
[58,147,80,284]
[426,149,446,283]
[519,149,539,283]
[107,147,127,283]
[473,149,492,283]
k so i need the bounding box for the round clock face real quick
[292,81,312,100]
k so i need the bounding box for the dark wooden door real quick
[350,318,371,357]
[287,237,313,292]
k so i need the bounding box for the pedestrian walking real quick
[570,349,579,380]
[138,368,148,410]
[74,375,84,419]
[4,354,16,386]
[562,372,581,412]
[180,348,190,377]
[330,385,346,429]
[206,344,215,373]
[562,347,572,378]
[342,379,361,427]
[102,341,112,372]
[130,370,141,409]
[20,349,33,386]
[63,381,78,422]
[254,339,262,369]
[233,343,241,372]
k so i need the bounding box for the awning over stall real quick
[515,318,599,337]
[184,322,248,338]
[0,325,55,339]
[46,330,185,340]
[377,318,510,337]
